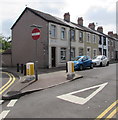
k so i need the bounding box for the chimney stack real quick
[108,31,113,37]
[64,12,70,22]
[97,26,103,33]
[88,23,95,30]
[77,17,83,26]
[113,33,118,39]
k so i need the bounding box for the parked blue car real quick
[73,56,93,71]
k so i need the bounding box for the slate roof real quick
[11,7,118,41]
[11,7,70,29]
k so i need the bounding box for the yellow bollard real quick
[67,61,75,80]
[26,63,34,76]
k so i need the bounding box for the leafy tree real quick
[0,35,11,53]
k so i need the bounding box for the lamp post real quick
[30,24,42,80]
[70,28,72,61]
[70,27,75,61]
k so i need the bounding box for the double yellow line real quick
[0,72,16,94]
[95,100,118,120]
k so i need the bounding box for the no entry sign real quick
[32,28,40,40]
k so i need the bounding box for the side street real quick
[0,3,118,119]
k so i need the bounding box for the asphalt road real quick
[1,72,9,87]
[0,71,18,98]
[1,64,117,119]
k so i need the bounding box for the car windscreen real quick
[93,56,102,60]
[73,56,83,61]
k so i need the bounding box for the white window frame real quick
[50,24,56,38]
[93,49,97,58]
[87,47,91,57]
[71,47,75,60]
[87,33,91,43]
[71,29,75,42]
[111,40,113,46]
[79,31,83,43]
[79,48,84,56]
[60,48,67,62]
[93,34,96,43]
[61,27,66,40]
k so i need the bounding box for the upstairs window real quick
[99,36,102,44]
[87,33,90,42]
[50,25,56,38]
[71,29,75,42]
[93,35,96,43]
[79,32,83,43]
[103,37,106,45]
[61,27,65,40]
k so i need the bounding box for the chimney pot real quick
[64,12,70,22]
[97,26,103,33]
[113,33,118,39]
[108,31,113,37]
[77,17,83,26]
[88,22,95,30]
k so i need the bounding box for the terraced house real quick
[11,7,85,68]
[107,31,118,61]
[9,7,118,68]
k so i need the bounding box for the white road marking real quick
[0,100,4,105]
[57,82,108,105]
[0,110,10,119]
[7,99,18,107]
[32,32,40,36]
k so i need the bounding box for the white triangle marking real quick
[57,82,108,105]
[0,100,4,105]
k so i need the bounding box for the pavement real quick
[2,67,83,100]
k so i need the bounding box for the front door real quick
[51,47,56,67]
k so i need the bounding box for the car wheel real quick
[90,63,93,69]
[100,62,102,67]
[79,65,83,71]
[106,61,109,66]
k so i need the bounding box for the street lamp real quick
[70,27,75,61]
[30,24,42,80]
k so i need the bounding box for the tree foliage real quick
[0,35,11,53]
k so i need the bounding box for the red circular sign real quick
[32,28,40,40]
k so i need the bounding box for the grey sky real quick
[0,0,117,37]
[116,2,118,34]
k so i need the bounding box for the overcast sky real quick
[0,0,117,37]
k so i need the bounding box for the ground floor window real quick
[71,47,75,60]
[60,48,66,62]
[99,48,102,55]
[111,51,114,59]
[103,49,106,56]
[87,47,91,57]
[115,51,118,60]
[79,48,84,56]
[93,49,97,58]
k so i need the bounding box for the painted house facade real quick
[107,31,118,61]
[11,7,85,68]
[97,26,108,58]
[11,7,118,68]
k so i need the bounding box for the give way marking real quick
[57,82,108,105]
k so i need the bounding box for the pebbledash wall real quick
[3,7,117,68]
[48,22,84,68]
[11,8,49,68]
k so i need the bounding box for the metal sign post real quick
[31,26,42,80]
